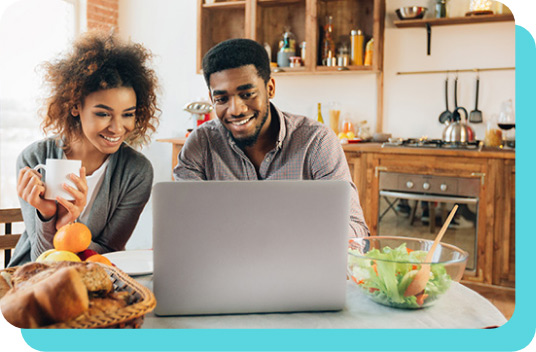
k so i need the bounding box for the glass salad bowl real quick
[348,236,468,309]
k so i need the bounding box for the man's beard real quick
[232,102,270,149]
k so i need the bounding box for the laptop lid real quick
[152,180,349,316]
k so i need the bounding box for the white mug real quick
[33,159,81,201]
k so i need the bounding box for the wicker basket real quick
[2,264,156,329]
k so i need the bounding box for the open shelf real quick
[202,1,246,9]
[393,13,514,28]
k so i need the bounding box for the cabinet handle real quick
[337,66,349,71]
[273,68,284,73]
[471,172,486,186]
[375,166,388,177]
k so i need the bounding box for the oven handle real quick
[379,191,478,205]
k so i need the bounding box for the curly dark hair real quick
[40,30,160,147]
[202,38,271,87]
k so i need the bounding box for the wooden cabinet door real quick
[493,160,515,287]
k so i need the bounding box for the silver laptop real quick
[152,180,350,316]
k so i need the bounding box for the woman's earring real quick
[71,105,79,117]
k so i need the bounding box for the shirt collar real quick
[270,102,286,150]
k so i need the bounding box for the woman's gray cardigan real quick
[9,138,153,267]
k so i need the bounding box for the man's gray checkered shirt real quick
[173,103,369,237]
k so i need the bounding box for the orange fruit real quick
[85,254,112,266]
[53,222,92,253]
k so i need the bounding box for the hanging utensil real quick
[453,75,458,110]
[404,205,458,297]
[469,74,483,123]
[439,76,452,124]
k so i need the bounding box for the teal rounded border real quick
[19,25,535,352]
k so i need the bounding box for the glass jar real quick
[328,101,341,134]
[484,114,502,147]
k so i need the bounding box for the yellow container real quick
[364,38,374,66]
[350,30,364,65]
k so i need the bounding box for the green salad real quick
[348,243,452,309]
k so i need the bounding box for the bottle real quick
[321,16,335,66]
[350,29,364,65]
[300,41,306,65]
[435,0,447,18]
[317,103,324,124]
[276,27,296,67]
[364,38,374,66]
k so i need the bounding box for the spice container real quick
[337,45,350,67]
[289,56,302,67]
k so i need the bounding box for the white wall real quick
[384,0,515,139]
[118,0,515,249]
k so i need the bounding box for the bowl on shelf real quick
[348,236,468,309]
[395,6,427,20]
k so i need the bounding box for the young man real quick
[174,38,369,237]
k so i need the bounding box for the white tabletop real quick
[135,275,507,329]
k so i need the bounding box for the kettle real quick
[442,107,475,143]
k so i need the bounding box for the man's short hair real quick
[202,38,271,86]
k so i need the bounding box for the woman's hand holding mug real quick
[17,159,87,228]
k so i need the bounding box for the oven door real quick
[378,191,478,272]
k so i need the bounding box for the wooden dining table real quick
[134,275,507,329]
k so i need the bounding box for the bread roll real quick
[0,287,48,328]
[12,262,50,287]
[33,267,89,323]
[0,273,11,299]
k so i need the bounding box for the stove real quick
[382,138,482,150]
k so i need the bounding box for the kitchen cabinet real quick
[158,139,515,289]
[197,0,385,74]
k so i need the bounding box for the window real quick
[0,0,81,208]
[0,0,81,267]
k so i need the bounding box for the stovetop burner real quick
[382,138,482,150]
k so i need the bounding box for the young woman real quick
[10,31,160,266]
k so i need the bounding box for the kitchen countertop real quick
[158,139,515,159]
[342,142,515,159]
